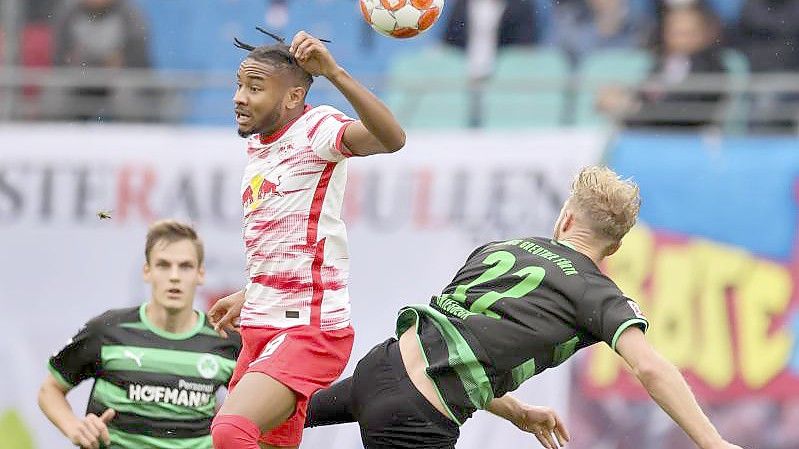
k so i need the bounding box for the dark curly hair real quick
[234,28,312,90]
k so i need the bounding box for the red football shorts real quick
[228,325,354,447]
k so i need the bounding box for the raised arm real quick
[615,327,741,449]
[290,31,406,156]
[486,394,569,449]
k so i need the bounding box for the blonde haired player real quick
[303,166,743,449]
[208,30,405,449]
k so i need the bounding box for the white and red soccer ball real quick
[359,0,444,39]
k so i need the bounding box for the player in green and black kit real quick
[38,220,241,449]
[305,166,743,449]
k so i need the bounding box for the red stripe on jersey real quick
[306,163,336,245]
[336,121,355,157]
[251,273,311,293]
[310,238,326,328]
[307,114,332,140]
[260,105,312,145]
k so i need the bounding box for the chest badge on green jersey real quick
[196,354,220,379]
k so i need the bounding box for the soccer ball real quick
[360,0,445,39]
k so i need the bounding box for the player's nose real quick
[233,88,247,105]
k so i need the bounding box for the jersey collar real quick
[554,239,577,251]
[258,104,312,145]
[139,303,206,340]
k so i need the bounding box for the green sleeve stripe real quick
[100,346,236,383]
[510,358,536,390]
[47,363,75,389]
[398,308,463,426]
[398,306,494,411]
[93,379,215,420]
[611,318,649,351]
[109,428,211,449]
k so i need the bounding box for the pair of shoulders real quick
[474,236,628,297]
[84,306,240,345]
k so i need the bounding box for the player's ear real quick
[142,262,151,281]
[285,86,306,109]
[604,241,621,257]
[197,265,206,286]
[560,210,574,234]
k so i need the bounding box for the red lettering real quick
[116,165,155,221]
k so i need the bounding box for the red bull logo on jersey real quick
[242,174,282,211]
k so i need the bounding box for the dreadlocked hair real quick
[241,43,313,90]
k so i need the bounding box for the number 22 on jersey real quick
[450,250,545,319]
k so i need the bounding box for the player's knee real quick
[211,414,261,449]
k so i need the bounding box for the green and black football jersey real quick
[396,237,648,425]
[48,304,241,449]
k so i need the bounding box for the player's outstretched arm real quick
[38,374,115,449]
[615,327,742,449]
[486,394,569,449]
[289,31,406,156]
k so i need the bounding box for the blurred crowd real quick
[11,0,151,121]
[440,0,799,131]
[5,0,799,131]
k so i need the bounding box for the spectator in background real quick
[598,3,726,129]
[735,0,799,72]
[551,0,650,64]
[26,0,59,23]
[50,0,150,121]
[734,0,799,132]
[442,0,538,126]
[649,0,717,45]
[443,0,538,81]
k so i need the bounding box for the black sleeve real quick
[304,376,356,428]
[576,278,648,351]
[48,317,103,388]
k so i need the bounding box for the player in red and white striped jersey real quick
[208,31,405,449]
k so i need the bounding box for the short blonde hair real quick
[568,166,640,242]
[145,219,204,265]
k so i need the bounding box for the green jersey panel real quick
[397,237,648,424]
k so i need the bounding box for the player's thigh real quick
[352,339,459,449]
[218,371,297,431]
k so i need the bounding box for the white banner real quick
[0,125,606,449]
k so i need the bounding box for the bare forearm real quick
[38,384,80,436]
[486,394,522,423]
[638,359,722,449]
[326,67,405,151]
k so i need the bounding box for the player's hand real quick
[208,290,245,338]
[705,442,744,449]
[65,409,115,449]
[512,405,569,449]
[289,30,339,78]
